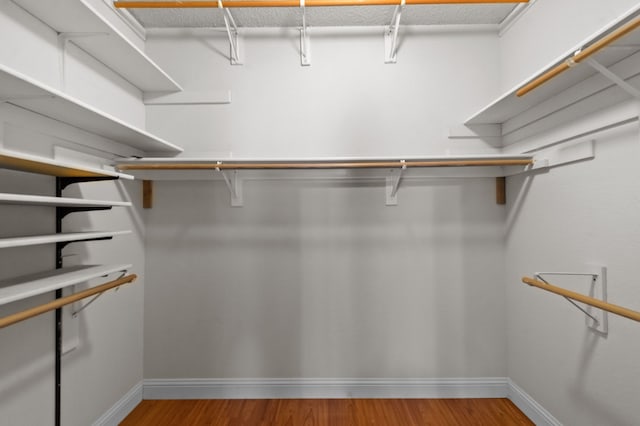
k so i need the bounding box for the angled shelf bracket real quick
[57,206,113,219]
[584,57,640,99]
[72,270,128,317]
[219,0,243,65]
[216,162,243,206]
[384,1,404,64]
[531,265,609,334]
[299,2,311,66]
[59,176,118,190]
[385,160,406,206]
[56,236,113,251]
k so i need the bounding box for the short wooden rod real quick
[115,0,528,8]
[517,15,640,97]
[0,274,138,329]
[118,159,532,171]
[522,276,640,323]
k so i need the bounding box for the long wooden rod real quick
[516,15,640,97]
[0,274,137,329]
[114,0,528,9]
[522,276,640,323]
[118,159,533,171]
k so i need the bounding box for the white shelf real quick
[12,0,182,93]
[465,9,640,143]
[116,154,534,180]
[0,65,183,154]
[0,193,132,208]
[0,264,132,307]
[0,231,131,249]
[0,148,134,179]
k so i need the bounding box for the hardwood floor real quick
[121,398,534,425]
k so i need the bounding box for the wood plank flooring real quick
[121,398,534,425]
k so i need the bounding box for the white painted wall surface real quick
[144,178,507,379]
[145,26,502,157]
[0,2,148,425]
[505,121,640,426]
[499,0,640,92]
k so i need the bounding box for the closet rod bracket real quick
[218,1,243,65]
[216,162,243,206]
[384,1,404,63]
[385,160,406,206]
[534,265,608,334]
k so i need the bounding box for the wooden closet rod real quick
[118,159,533,171]
[0,274,137,329]
[522,276,640,323]
[516,15,640,97]
[114,0,529,9]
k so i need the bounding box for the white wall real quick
[499,0,640,92]
[501,1,640,425]
[141,28,508,381]
[144,178,507,379]
[145,26,502,157]
[0,1,147,424]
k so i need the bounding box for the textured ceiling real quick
[128,4,518,28]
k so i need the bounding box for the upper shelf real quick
[466,9,640,141]
[0,193,132,208]
[0,65,183,154]
[0,148,133,179]
[12,0,182,93]
[0,264,132,307]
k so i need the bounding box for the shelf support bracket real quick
[299,2,311,66]
[385,160,406,206]
[219,1,242,65]
[384,1,404,64]
[534,265,608,335]
[216,163,243,206]
[584,58,640,99]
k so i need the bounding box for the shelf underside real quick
[12,0,182,92]
[466,13,640,133]
[0,264,132,306]
[0,65,183,154]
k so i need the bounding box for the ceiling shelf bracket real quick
[299,2,311,66]
[584,57,640,99]
[384,1,404,64]
[216,162,243,206]
[219,1,242,65]
[385,160,406,206]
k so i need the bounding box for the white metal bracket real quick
[57,32,109,90]
[299,3,311,66]
[535,265,608,335]
[385,160,406,206]
[384,2,404,64]
[216,163,243,206]
[584,57,640,99]
[219,1,242,65]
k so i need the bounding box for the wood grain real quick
[121,398,533,425]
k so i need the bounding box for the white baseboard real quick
[142,377,509,400]
[96,377,562,426]
[93,381,143,426]
[508,379,562,426]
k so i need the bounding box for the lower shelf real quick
[0,193,132,208]
[0,264,132,306]
[0,231,131,249]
